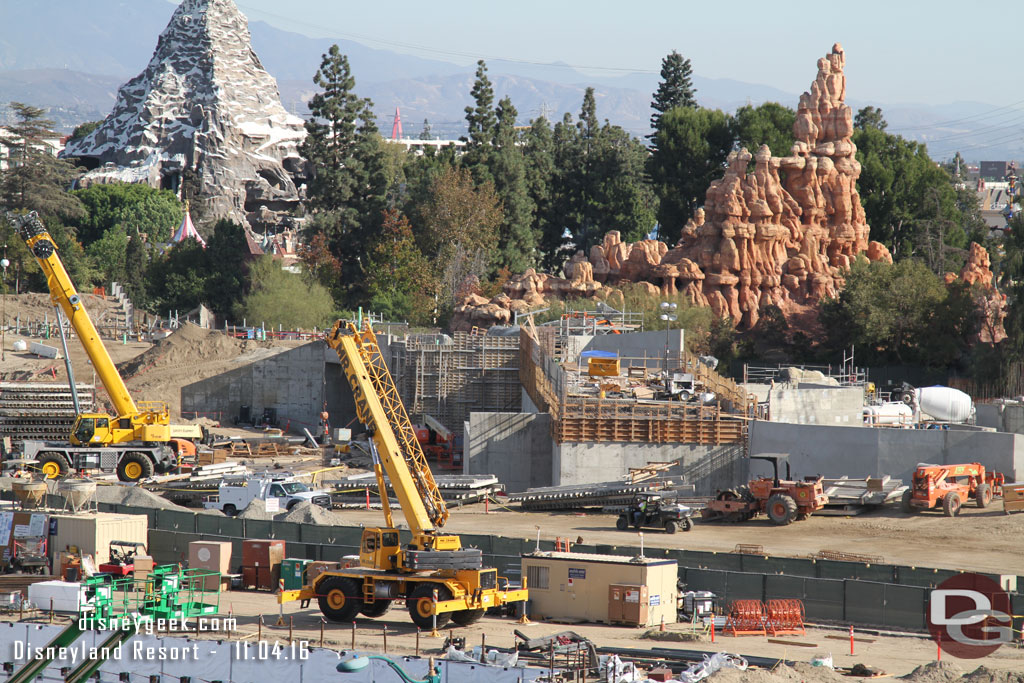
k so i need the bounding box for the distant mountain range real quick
[2,0,1020,161]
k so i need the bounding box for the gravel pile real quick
[275,501,343,525]
[93,483,186,510]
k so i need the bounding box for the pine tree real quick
[523,117,561,270]
[650,51,697,131]
[0,103,83,220]
[300,45,388,304]
[463,60,497,183]
[488,96,536,272]
[123,227,149,307]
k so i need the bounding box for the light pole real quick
[659,301,677,385]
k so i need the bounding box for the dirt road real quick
[323,503,1024,576]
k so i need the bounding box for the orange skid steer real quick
[901,463,1003,517]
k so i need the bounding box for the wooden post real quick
[416,628,420,657]
[383,624,388,654]
[320,618,325,648]
[351,621,356,650]
[258,615,262,642]
[481,633,486,658]
[289,616,293,644]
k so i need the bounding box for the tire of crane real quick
[901,489,918,514]
[663,520,678,534]
[450,608,485,626]
[37,453,69,479]
[942,492,962,517]
[766,494,798,525]
[408,583,452,630]
[360,599,392,618]
[117,453,154,482]
[318,577,363,623]
[976,483,992,509]
[681,517,693,532]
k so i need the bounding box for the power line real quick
[888,99,1024,132]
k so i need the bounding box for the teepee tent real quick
[172,205,206,247]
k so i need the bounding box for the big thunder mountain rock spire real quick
[61,0,307,233]
[452,44,897,333]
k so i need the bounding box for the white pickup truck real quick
[203,475,332,516]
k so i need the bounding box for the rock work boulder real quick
[61,0,306,233]
[452,45,998,342]
[945,242,1007,343]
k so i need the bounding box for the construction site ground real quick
[0,294,306,416]
[9,590,1020,679]
[323,504,1024,577]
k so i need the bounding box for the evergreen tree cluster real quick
[0,45,1006,369]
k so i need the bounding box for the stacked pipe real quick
[510,482,662,511]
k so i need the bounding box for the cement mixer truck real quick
[899,384,975,425]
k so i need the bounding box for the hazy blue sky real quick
[228,0,1018,107]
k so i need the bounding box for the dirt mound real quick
[275,501,341,525]
[962,667,1024,683]
[117,323,249,379]
[901,661,965,682]
[237,497,275,520]
[93,483,188,510]
[709,662,847,682]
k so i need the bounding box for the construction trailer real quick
[520,551,677,627]
[48,512,148,568]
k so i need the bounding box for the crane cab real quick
[360,528,402,571]
[69,403,171,447]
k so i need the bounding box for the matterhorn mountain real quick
[61,0,307,233]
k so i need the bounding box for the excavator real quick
[6,211,199,482]
[279,320,527,628]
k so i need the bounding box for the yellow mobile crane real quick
[278,321,527,628]
[7,211,190,482]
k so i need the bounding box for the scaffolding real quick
[389,332,521,437]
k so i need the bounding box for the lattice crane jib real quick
[325,321,449,532]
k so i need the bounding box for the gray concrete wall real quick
[552,442,727,491]
[182,342,356,433]
[749,420,1024,483]
[465,412,553,492]
[977,402,1024,434]
[579,330,685,369]
[769,385,864,427]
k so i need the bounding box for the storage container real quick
[281,558,313,591]
[48,513,147,568]
[241,539,285,568]
[28,581,81,612]
[188,541,232,591]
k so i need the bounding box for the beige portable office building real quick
[48,512,148,567]
[521,551,678,626]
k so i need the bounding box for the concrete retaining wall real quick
[465,412,553,492]
[749,420,1024,482]
[181,342,355,433]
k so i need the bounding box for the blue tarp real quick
[580,350,618,359]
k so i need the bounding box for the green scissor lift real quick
[9,565,221,683]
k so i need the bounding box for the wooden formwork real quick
[519,326,752,447]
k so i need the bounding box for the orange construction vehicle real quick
[413,414,461,470]
[901,463,1003,516]
[701,455,828,525]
